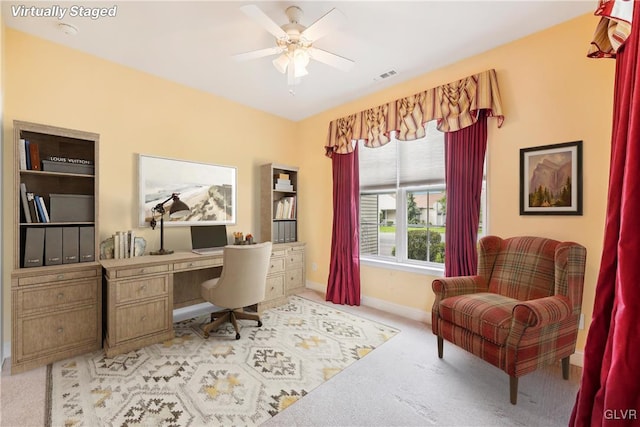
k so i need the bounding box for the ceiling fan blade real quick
[240,5,287,39]
[233,47,281,61]
[301,8,346,42]
[308,47,355,72]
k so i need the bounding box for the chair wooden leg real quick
[437,336,443,359]
[229,312,241,339]
[202,312,231,338]
[234,310,261,326]
[510,376,518,405]
[562,356,570,380]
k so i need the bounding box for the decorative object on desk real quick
[139,154,237,226]
[47,296,399,427]
[246,233,254,244]
[520,140,583,215]
[99,237,114,260]
[134,236,146,256]
[150,193,190,255]
[233,231,244,245]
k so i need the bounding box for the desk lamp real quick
[150,193,190,255]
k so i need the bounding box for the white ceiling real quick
[2,1,595,121]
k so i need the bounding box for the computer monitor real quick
[190,225,228,254]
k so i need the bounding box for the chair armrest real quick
[432,276,487,299]
[512,295,572,328]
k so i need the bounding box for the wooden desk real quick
[100,242,305,357]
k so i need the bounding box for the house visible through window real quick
[359,121,486,272]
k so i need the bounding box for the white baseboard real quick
[570,351,584,367]
[2,341,10,367]
[305,280,431,324]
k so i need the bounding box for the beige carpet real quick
[46,296,399,426]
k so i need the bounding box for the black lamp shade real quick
[169,198,190,219]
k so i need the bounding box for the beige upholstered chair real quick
[432,235,586,404]
[200,241,272,339]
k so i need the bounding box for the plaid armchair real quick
[432,235,586,404]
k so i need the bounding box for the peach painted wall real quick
[2,13,615,356]
[297,13,615,352]
[1,29,297,346]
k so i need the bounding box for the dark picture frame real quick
[520,140,583,215]
[138,154,237,226]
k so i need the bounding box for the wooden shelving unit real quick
[11,120,102,374]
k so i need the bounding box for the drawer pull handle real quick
[57,274,64,280]
[140,285,147,291]
[65,256,77,261]
[57,293,64,299]
[139,269,146,274]
[141,315,147,322]
[81,254,93,259]
[188,262,194,267]
[57,327,64,334]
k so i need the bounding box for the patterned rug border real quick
[44,295,401,427]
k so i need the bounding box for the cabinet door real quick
[114,299,170,343]
[16,305,98,361]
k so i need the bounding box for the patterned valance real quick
[587,0,634,58]
[325,69,504,157]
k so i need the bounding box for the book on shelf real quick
[29,142,41,170]
[20,183,31,223]
[274,183,294,191]
[36,196,50,222]
[273,196,296,219]
[34,195,47,223]
[25,140,32,170]
[18,139,27,170]
[46,156,94,165]
[277,173,289,180]
[26,192,39,223]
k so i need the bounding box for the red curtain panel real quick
[326,146,361,305]
[571,3,640,426]
[444,110,488,277]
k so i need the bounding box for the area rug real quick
[46,296,399,426]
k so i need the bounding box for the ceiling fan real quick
[233,4,355,87]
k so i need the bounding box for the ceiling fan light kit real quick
[234,4,354,89]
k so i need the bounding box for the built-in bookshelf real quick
[260,163,298,243]
[11,120,101,374]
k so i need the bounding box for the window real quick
[359,121,486,272]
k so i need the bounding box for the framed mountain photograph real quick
[520,141,583,215]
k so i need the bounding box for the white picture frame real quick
[138,154,237,226]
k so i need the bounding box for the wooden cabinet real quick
[261,163,298,244]
[11,121,101,374]
[258,242,306,311]
[102,261,174,358]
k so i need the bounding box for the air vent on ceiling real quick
[374,69,398,81]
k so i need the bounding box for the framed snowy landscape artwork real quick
[520,141,583,215]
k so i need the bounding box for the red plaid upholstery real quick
[432,235,586,395]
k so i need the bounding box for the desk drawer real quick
[286,250,304,267]
[115,299,170,343]
[286,267,304,291]
[265,275,284,300]
[269,257,285,275]
[18,279,98,315]
[17,267,99,286]
[116,275,169,304]
[18,306,98,360]
[115,264,169,279]
[173,257,223,271]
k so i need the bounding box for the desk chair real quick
[200,242,272,339]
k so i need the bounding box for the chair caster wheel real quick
[203,332,209,339]
[235,333,241,340]
[257,320,263,327]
